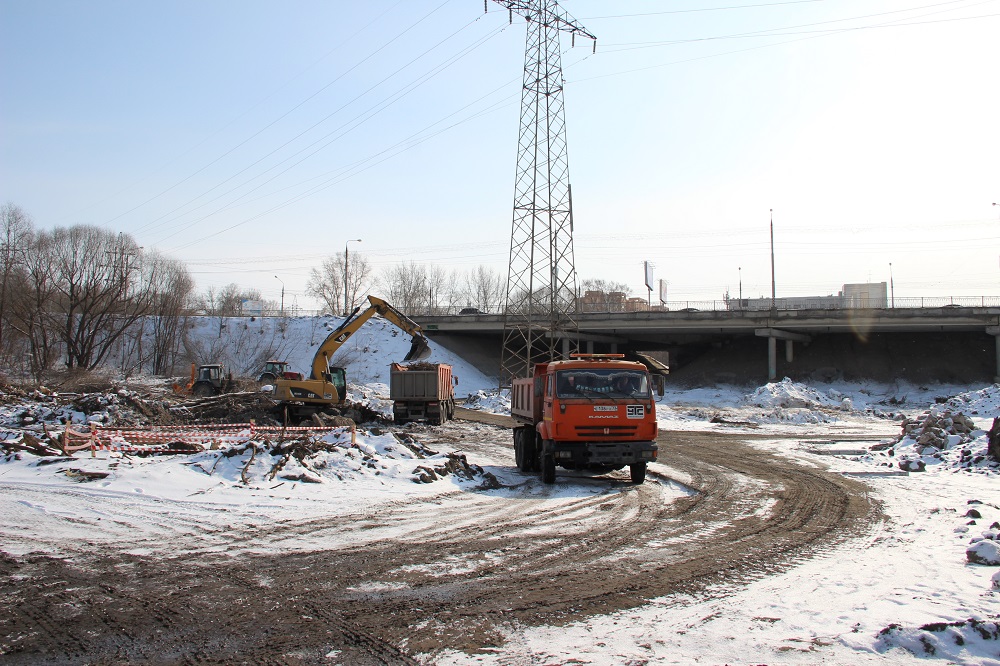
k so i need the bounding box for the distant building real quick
[841,282,888,308]
[726,282,888,311]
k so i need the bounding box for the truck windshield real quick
[556,369,650,398]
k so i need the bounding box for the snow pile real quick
[0,386,177,430]
[875,617,1000,661]
[867,409,998,474]
[187,429,492,487]
[346,382,393,420]
[963,500,1000,566]
[943,384,1000,417]
[463,388,510,414]
[744,377,853,411]
[2,426,496,497]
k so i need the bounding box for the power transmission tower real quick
[490,0,595,386]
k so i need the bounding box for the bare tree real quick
[462,266,505,313]
[345,253,373,314]
[377,261,428,314]
[4,222,59,379]
[43,227,155,370]
[307,257,342,316]
[427,265,458,314]
[0,203,34,372]
[307,253,373,315]
[145,255,194,375]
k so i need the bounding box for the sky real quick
[2,0,999,309]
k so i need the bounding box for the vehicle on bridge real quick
[510,353,658,484]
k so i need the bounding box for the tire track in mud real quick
[0,411,880,664]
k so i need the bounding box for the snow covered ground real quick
[2,313,999,663]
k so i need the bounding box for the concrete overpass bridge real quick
[414,304,1000,383]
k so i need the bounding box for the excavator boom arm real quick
[309,296,430,380]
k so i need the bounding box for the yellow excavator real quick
[271,295,430,418]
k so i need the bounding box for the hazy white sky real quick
[2,0,998,308]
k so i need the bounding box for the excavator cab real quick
[327,367,347,402]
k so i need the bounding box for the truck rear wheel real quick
[522,431,537,472]
[513,429,524,470]
[529,433,542,472]
[630,462,647,484]
[542,452,556,484]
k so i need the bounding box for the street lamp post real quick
[889,263,894,308]
[344,239,362,316]
[738,266,742,303]
[274,275,284,316]
[769,209,776,310]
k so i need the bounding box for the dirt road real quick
[0,410,880,664]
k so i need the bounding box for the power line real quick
[583,0,828,20]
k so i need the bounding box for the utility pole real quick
[770,209,776,310]
[491,0,595,385]
[889,262,894,308]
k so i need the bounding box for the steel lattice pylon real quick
[492,0,595,386]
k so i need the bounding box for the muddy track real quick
[0,409,880,664]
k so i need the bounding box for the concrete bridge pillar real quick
[989,326,1000,381]
[757,328,812,383]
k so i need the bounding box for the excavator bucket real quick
[405,335,431,361]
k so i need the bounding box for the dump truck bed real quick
[389,363,452,401]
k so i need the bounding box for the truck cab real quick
[511,354,659,484]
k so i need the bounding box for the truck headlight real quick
[641,450,657,460]
[555,451,573,460]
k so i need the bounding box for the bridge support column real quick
[756,328,812,383]
[988,327,1000,382]
[996,336,1000,383]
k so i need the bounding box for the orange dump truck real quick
[390,362,456,425]
[510,354,659,484]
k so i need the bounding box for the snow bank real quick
[866,408,999,475]
[462,388,510,414]
[875,617,1000,662]
[744,377,854,411]
[943,384,1000,417]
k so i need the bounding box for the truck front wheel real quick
[542,443,556,484]
[630,462,647,484]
